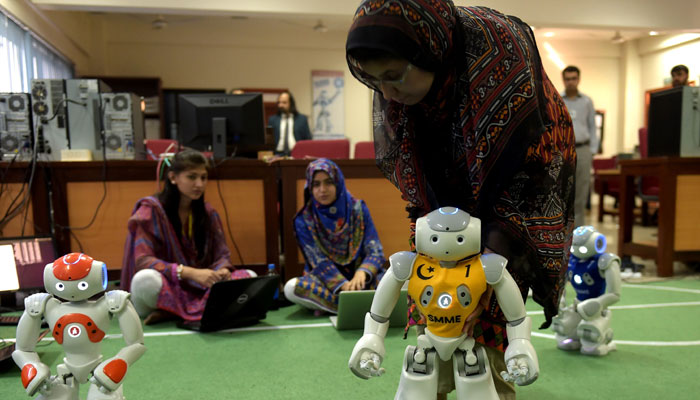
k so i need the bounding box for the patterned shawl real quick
[295,158,366,266]
[346,0,576,330]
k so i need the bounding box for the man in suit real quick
[268,91,312,156]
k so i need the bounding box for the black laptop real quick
[177,275,280,332]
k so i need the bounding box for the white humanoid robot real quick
[348,207,538,400]
[551,226,621,356]
[13,253,146,399]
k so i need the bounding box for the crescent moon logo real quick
[416,264,433,280]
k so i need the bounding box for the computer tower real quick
[101,93,145,160]
[31,79,68,161]
[65,79,112,159]
[0,93,33,161]
[647,86,700,157]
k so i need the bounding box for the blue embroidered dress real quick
[292,158,386,312]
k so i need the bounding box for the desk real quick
[618,157,700,276]
[593,168,620,222]
[0,160,279,277]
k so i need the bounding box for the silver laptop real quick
[330,289,408,330]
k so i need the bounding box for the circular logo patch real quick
[68,325,82,338]
[437,293,452,309]
[237,294,249,304]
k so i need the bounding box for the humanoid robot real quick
[13,253,146,399]
[348,207,538,400]
[551,226,621,356]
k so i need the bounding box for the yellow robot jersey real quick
[407,254,488,338]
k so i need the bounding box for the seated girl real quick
[120,149,253,323]
[284,158,386,314]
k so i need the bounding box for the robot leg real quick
[87,383,125,400]
[551,305,583,350]
[36,365,79,400]
[578,309,616,356]
[452,338,498,400]
[395,345,439,400]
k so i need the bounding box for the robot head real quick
[44,253,108,301]
[570,226,607,260]
[415,207,481,261]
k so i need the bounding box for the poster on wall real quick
[311,70,344,139]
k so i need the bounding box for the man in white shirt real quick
[268,91,312,156]
[562,65,598,229]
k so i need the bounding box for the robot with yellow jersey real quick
[348,207,538,400]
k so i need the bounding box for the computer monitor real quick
[177,93,271,158]
[647,86,700,158]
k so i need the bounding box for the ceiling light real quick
[543,31,555,38]
[649,31,659,36]
[313,20,328,33]
[611,31,625,44]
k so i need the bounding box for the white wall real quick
[538,38,622,156]
[99,15,373,149]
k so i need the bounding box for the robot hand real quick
[21,362,51,396]
[501,339,539,386]
[91,357,128,393]
[576,298,603,321]
[348,334,386,379]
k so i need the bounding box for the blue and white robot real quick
[552,226,621,356]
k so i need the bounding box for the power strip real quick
[60,149,93,161]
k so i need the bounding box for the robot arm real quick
[349,252,415,379]
[482,253,539,386]
[12,293,54,396]
[577,253,621,320]
[91,291,147,393]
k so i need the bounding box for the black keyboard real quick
[0,315,21,325]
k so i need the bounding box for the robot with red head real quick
[12,253,146,399]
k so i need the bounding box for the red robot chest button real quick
[53,313,105,344]
[21,364,37,388]
[103,359,128,384]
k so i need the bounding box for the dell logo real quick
[210,98,229,105]
[237,294,249,304]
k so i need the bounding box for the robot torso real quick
[568,254,606,301]
[408,254,487,338]
[44,297,111,383]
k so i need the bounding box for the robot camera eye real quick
[430,235,439,243]
[55,282,65,291]
[78,281,89,291]
[456,235,464,243]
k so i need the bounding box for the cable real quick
[54,95,108,232]
[212,147,245,265]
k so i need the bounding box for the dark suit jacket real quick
[268,113,312,151]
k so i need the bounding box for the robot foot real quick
[581,341,616,356]
[87,384,125,400]
[556,337,582,351]
[36,381,79,400]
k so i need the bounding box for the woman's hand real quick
[182,267,224,288]
[461,248,497,335]
[215,268,231,282]
[462,285,493,336]
[341,270,367,292]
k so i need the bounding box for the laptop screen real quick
[0,237,55,291]
[0,245,20,292]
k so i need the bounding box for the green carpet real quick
[1,278,699,399]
